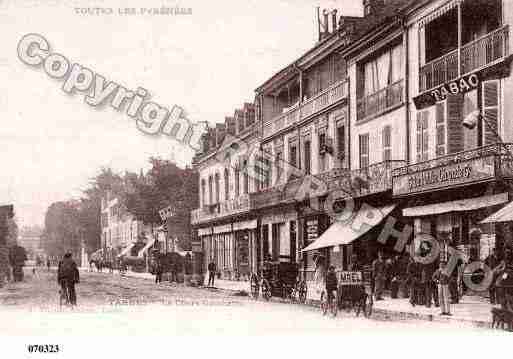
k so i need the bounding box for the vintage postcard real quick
[1,0,512,357]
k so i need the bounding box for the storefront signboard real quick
[393,155,495,196]
[306,219,318,240]
[339,271,363,285]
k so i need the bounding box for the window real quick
[208,176,213,205]
[243,160,249,194]
[271,223,280,261]
[262,224,270,260]
[382,125,392,161]
[482,80,500,146]
[363,44,403,97]
[214,173,220,203]
[275,151,283,185]
[235,167,240,197]
[304,140,311,175]
[337,125,345,162]
[359,134,369,169]
[289,144,298,168]
[224,169,230,200]
[318,133,326,172]
[264,157,272,189]
[436,103,446,156]
[416,111,429,162]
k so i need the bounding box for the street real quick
[0,268,490,336]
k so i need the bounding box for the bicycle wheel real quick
[298,281,307,304]
[363,293,373,318]
[320,291,328,316]
[250,274,260,299]
[262,279,272,301]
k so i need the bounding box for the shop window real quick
[271,223,280,261]
[262,224,270,261]
[359,133,369,169]
[382,125,392,162]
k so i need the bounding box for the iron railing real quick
[356,80,404,121]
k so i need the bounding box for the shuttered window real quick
[382,125,392,161]
[304,140,311,175]
[436,102,446,156]
[416,112,429,162]
[446,94,464,154]
[482,80,500,146]
[359,133,370,169]
[337,125,345,162]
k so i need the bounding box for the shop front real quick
[392,146,513,261]
[259,208,297,266]
[232,219,258,280]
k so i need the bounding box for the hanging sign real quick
[413,72,480,110]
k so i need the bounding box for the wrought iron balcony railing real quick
[191,194,251,225]
[419,26,509,93]
[357,80,404,121]
[262,79,348,139]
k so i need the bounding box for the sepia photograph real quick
[1,0,512,357]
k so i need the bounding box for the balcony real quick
[262,79,348,139]
[250,160,407,209]
[191,194,251,225]
[420,26,509,93]
[392,144,513,197]
[357,80,404,121]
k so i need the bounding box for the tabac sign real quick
[393,155,496,196]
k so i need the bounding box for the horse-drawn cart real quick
[250,261,307,303]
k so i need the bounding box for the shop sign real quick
[306,219,318,240]
[339,271,363,285]
[393,155,495,196]
[413,72,480,110]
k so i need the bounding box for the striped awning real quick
[481,201,513,224]
[418,0,459,28]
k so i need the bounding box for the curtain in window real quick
[390,45,403,83]
[364,44,402,95]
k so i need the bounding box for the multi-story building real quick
[193,0,513,283]
[192,104,260,280]
[100,193,149,256]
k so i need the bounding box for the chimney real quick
[331,9,338,32]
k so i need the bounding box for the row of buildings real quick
[191,0,513,281]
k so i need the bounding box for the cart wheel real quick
[320,291,328,316]
[298,281,307,304]
[250,274,260,299]
[363,293,373,318]
[262,279,272,301]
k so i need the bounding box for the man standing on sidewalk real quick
[485,248,500,304]
[207,260,216,287]
[372,251,386,301]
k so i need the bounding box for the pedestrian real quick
[407,256,421,306]
[422,260,437,308]
[432,261,451,316]
[207,260,216,287]
[46,259,51,272]
[485,248,500,304]
[325,265,338,305]
[155,259,163,284]
[57,252,80,306]
[348,254,361,272]
[372,251,386,300]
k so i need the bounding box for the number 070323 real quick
[27,345,60,353]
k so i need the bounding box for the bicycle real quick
[59,281,71,307]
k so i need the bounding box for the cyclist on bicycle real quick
[57,252,80,306]
[326,265,338,304]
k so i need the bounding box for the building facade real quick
[192,0,513,283]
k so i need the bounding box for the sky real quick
[0,0,362,227]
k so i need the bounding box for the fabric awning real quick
[117,243,135,258]
[481,201,513,224]
[418,0,458,28]
[138,235,156,258]
[301,204,396,252]
[403,193,508,217]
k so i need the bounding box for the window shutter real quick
[446,94,464,154]
[421,111,429,161]
[382,125,391,161]
[416,112,422,162]
[435,102,446,156]
[482,80,500,146]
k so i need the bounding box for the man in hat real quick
[433,260,451,316]
[372,251,386,301]
[57,252,80,306]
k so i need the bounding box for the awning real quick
[117,243,135,258]
[403,193,508,217]
[481,201,513,224]
[418,0,458,28]
[301,204,396,252]
[138,234,156,258]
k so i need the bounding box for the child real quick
[432,261,451,316]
